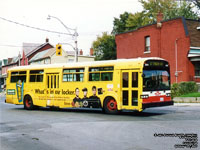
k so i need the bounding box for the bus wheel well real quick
[103,96,115,104]
[24,94,31,99]
[103,96,119,114]
[23,95,35,110]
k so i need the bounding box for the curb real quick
[173,97,200,103]
[174,103,200,106]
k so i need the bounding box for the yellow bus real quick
[5,57,173,114]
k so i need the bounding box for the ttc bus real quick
[5,57,173,114]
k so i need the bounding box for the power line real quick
[0,16,74,36]
[0,44,42,48]
[0,44,22,47]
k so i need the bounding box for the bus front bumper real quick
[142,101,174,109]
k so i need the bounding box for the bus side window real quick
[101,72,113,81]
[63,68,84,82]
[89,73,100,81]
[11,71,27,83]
[29,70,44,82]
[89,66,114,81]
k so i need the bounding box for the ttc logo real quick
[155,91,161,96]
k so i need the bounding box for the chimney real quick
[157,12,163,28]
[46,38,49,43]
[90,48,94,56]
[80,49,83,55]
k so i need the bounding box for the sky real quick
[0,0,143,60]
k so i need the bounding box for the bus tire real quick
[103,97,119,114]
[24,95,34,110]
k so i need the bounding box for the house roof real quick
[116,17,199,36]
[116,16,200,48]
[1,57,19,67]
[10,57,19,64]
[23,43,41,57]
[185,20,200,47]
[29,48,56,62]
[23,42,53,57]
[1,59,8,66]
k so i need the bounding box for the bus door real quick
[46,73,59,106]
[121,70,139,109]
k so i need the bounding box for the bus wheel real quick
[104,97,119,114]
[24,95,34,110]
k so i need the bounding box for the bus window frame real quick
[88,66,114,82]
[143,60,170,91]
[62,68,85,82]
[29,70,44,83]
[10,71,27,83]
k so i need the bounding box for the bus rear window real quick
[11,71,27,83]
[30,70,44,82]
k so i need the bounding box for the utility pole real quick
[18,52,21,66]
[74,29,78,62]
[47,15,79,62]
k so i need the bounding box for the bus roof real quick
[8,57,165,71]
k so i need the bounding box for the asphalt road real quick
[0,95,200,150]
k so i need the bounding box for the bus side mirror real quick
[142,73,145,78]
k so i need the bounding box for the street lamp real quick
[47,15,79,62]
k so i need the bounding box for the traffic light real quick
[56,44,62,56]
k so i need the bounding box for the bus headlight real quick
[141,95,149,99]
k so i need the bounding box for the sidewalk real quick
[173,97,200,103]
[0,91,6,97]
[174,103,200,106]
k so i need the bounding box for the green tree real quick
[126,12,149,30]
[112,12,131,35]
[193,0,200,10]
[92,32,116,61]
[92,0,199,60]
[113,0,199,34]
[177,1,199,19]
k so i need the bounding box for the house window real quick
[145,36,150,52]
[68,59,74,62]
[194,62,200,76]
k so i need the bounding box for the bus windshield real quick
[143,70,170,91]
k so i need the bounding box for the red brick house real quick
[116,16,200,84]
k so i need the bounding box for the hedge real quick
[171,81,198,98]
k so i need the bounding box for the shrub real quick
[171,83,181,98]
[171,81,198,98]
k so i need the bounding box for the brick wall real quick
[116,18,196,84]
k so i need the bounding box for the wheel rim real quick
[25,99,31,108]
[107,99,117,111]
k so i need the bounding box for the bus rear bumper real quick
[142,101,174,109]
